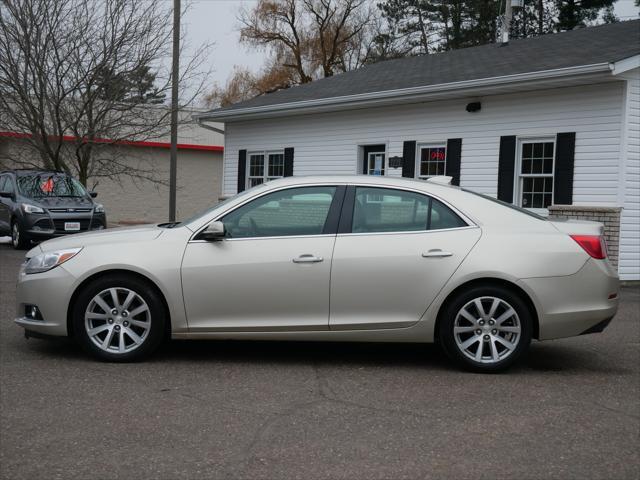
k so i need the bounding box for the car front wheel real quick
[439,285,533,373]
[11,220,30,250]
[72,274,166,362]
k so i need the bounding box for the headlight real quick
[24,248,82,274]
[22,203,45,214]
[94,203,105,213]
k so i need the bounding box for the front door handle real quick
[292,254,324,264]
[422,249,453,258]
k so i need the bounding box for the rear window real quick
[462,189,546,220]
[17,173,87,198]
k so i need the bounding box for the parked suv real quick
[0,169,107,249]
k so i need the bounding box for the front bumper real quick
[25,212,107,239]
[14,263,77,337]
[519,258,619,340]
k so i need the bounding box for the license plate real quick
[64,222,80,231]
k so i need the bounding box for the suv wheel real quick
[11,220,30,250]
[439,285,532,373]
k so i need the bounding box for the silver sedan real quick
[14,176,619,372]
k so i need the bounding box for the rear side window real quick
[430,197,468,230]
[351,187,467,234]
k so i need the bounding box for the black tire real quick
[72,273,167,362]
[438,285,533,373]
[11,219,30,250]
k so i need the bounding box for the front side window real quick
[517,139,554,209]
[222,186,336,238]
[247,151,284,188]
[417,144,446,179]
[352,187,466,234]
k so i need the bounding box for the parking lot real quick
[0,242,638,480]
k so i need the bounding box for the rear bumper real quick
[519,258,619,340]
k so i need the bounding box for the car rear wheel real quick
[72,274,166,362]
[11,220,30,250]
[439,285,532,373]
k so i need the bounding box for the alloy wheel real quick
[84,287,151,354]
[12,223,19,248]
[453,296,521,364]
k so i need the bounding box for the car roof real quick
[0,169,66,176]
[263,174,457,194]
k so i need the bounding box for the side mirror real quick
[0,191,12,199]
[89,191,98,198]
[199,221,225,241]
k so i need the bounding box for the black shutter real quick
[284,147,294,177]
[445,138,462,186]
[554,132,576,205]
[237,149,247,193]
[497,136,517,203]
[402,141,416,178]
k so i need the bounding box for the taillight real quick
[570,235,607,259]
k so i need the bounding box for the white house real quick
[198,20,640,280]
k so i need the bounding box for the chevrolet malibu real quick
[14,176,619,372]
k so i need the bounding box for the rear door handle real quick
[292,254,324,263]
[422,249,453,258]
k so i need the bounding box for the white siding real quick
[618,69,640,280]
[222,81,636,276]
[224,82,623,199]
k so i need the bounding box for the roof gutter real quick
[196,62,612,122]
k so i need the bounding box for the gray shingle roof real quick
[209,19,639,115]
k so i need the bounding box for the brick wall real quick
[548,205,623,267]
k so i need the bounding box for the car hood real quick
[31,224,164,254]
[27,196,94,209]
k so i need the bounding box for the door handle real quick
[292,254,324,263]
[422,249,453,258]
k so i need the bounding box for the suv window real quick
[352,187,467,233]
[17,173,86,198]
[221,186,337,238]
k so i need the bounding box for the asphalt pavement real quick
[1,241,639,480]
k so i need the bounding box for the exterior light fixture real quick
[466,102,482,113]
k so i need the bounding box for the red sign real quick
[431,150,445,161]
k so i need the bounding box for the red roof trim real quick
[0,131,224,152]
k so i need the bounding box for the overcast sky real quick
[183,0,639,90]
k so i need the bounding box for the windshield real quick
[17,173,88,198]
[160,186,262,228]
[461,188,546,220]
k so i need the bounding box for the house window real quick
[247,151,285,188]
[361,145,386,176]
[417,144,446,179]
[517,139,554,209]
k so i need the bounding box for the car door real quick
[181,185,345,332]
[329,186,481,330]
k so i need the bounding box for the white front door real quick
[181,186,341,331]
[329,186,481,330]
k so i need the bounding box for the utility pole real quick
[502,0,513,44]
[169,0,180,221]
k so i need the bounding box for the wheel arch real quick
[67,268,172,339]
[434,277,540,341]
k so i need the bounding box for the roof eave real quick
[197,62,614,123]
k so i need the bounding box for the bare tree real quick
[234,0,375,92]
[0,0,211,186]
